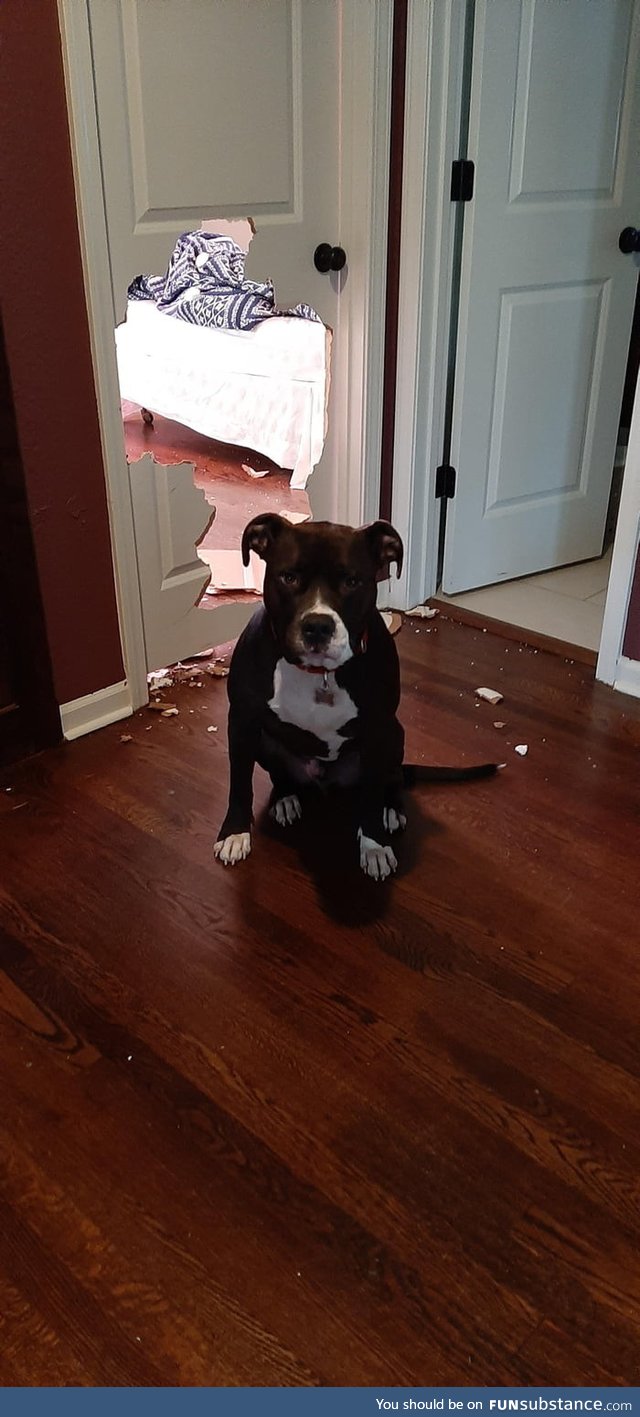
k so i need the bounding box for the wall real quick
[622,543,640,662]
[0,0,124,706]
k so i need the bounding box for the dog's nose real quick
[301,612,335,648]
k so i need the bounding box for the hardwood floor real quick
[0,616,639,1386]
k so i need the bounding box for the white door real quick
[87,0,369,668]
[443,0,640,595]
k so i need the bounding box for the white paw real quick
[270,794,302,827]
[214,832,252,866]
[358,830,397,881]
[383,807,407,834]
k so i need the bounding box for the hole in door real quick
[115,220,331,669]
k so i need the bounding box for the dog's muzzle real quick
[300,612,336,652]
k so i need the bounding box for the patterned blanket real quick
[128,230,321,332]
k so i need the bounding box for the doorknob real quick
[313,243,347,273]
[619,227,640,254]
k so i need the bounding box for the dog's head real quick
[242,515,403,669]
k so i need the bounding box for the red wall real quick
[622,543,640,662]
[0,0,124,705]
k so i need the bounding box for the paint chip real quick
[475,686,503,706]
[514,744,528,756]
[406,604,438,619]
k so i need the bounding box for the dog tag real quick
[314,671,334,706]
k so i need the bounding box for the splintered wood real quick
[475,686,504,706]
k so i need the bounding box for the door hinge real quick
[450,159,474,202]
[435,464,457,499]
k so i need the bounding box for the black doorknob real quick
[619,227,640,254]
[314,243,347,273]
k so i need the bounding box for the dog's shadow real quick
[258,789,444,925]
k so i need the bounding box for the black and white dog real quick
[215,515,498,880]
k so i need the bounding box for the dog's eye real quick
[279,570,299,587]
[344,574,361,590]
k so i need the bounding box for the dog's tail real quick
[402,761,503,786]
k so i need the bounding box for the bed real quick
[115,300,331,490]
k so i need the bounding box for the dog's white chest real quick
[268,659,356,760]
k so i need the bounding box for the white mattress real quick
[115,301,330,488]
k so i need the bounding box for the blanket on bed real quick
[128,231,321,332]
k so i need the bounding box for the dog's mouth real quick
[293,644,353,672]
[297,640,352,665]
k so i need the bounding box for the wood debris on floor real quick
[475,686,504,706]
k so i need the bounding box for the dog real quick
[214,515,499,880]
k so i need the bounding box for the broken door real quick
[88,0,345,667]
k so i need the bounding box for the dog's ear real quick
[241,513,288,566]
[362,520,404,580]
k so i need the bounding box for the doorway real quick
[394,0,640,665]
[437,279,639,656]
[60,0,391,701]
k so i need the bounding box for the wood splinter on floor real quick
[475,686,504,705]
[406,604,439,619]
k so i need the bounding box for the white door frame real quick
[389,0,467,613]
[57,0,392,714]
[597,369,640,697]
[392,0,640,695]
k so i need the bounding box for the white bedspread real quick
[115,301,330,489]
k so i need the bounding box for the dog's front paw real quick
[358,830,397,881]
[214,831,252,866]
[383,806,407,834]
[270,794,302,827]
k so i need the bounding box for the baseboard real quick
[60,680,134,741]
[613,656,640,700]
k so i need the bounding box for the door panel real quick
[88,0,339,321]
[443,0,640,594]
[129,454,253,669]
[131,3,295,215]
[510,1,631,203]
